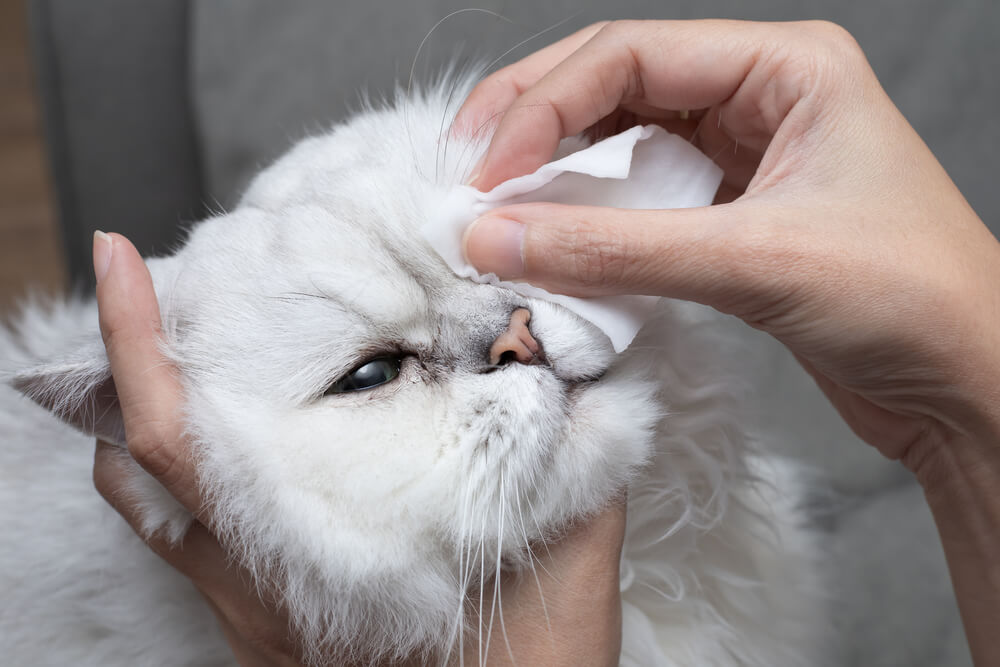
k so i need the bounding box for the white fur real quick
[0,77,831,665]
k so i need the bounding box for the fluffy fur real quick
[0,77,831,665]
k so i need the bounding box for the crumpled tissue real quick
[420,125,723,353]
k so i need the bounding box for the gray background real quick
[29,0,999,287]
[29,1,995,664]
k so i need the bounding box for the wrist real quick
[909,427,1000,666]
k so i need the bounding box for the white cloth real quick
[421,125,723,352]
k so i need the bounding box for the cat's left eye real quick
[325,357,401,394]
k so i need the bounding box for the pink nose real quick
[489,308,543,366]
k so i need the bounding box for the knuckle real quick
[483,63,516,89]
[98,323,142,365]
[801,20,867,70]
[92,442,140,519]
[585,20,612,34]
[597,19,637,41]
[126,418,186,487]
[555,216,629,290]
[803,20,859,49]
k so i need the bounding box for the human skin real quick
[456,19,1000,666]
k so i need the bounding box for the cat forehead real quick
[175,202,444,326]
[238,104,459,217]
[160,97,490,371]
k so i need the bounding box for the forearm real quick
[916,425,1000,666]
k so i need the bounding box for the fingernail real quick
[462,216,525,279]
[93,230,112,284]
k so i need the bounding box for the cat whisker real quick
[514,476,554,640]
[437,65,474,183]
[482,501,500,665]
[451,481,474,667]
[522,481,560,583]
[517,474,558,583]
[407,9,511,104]
[494,468,517,666]
[436,13,580,183]
[477,505,488,667]
[409,9,514,181]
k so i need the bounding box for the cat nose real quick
[489,308,544,366]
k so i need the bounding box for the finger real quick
[94,439,300,662]
[463,201,808,317]
[472,19,822,190]
[93,231,201,512]
[93,439,220,578]
[94,440,260,609]
[451,21,610,140]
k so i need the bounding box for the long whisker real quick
[437,66,475,183]
[484,12,580,78]
[482,481,501,665]
[407,9,512,101]
[477,503,488,667]
[514,476,553,639]
[451,480,473,667]
[522,477,559,581]
[437,13,581,182]
[495,468,516,665]
[410,9,514,181]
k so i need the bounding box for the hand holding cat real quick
[456,20,1000,664]
[91,232,626,665]
[92,232,304,666]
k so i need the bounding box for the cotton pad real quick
[421,125,723,352]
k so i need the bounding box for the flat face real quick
[152,91,659,657]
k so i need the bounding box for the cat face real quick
[20,87,661,662]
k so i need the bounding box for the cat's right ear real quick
[8,252,186,448]
[11,335,125,446]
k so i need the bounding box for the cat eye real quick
[325,357,401,394]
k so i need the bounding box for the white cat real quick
[0,79,831,666]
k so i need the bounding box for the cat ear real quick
[9,254,184,447]
[11,337,126,446]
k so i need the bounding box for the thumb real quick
[94,231,202,513]
[462,201,799,316]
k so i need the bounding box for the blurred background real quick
[0,0,62,313]
[1,2,997,664]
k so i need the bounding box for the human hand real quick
[456,19,1000,476]
[92,232,303,666]
[91,231,624,666]
[455,21,1000,664]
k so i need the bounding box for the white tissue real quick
[421,125,723,352]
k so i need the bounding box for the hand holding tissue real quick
[421,126,723,352]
